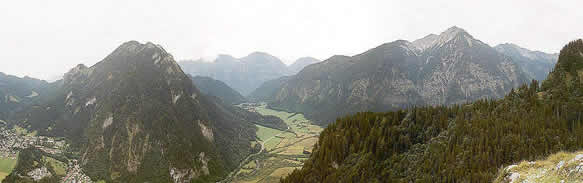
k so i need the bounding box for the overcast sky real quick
[1,0,581,81]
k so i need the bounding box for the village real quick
[61,160,93,183]
[0,125,94,182]
[0,125,66,159]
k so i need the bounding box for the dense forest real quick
[281,39,583,182]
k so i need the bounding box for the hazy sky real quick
[1,0,581,81]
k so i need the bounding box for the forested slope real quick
[281,40,583,182]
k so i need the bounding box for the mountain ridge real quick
[179,52,320,96]
[281,39,583,183]
[5,41,258,182]
[259,26,529,125]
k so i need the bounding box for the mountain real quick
[190,76,247,104]
[0,73,50,120]
[261,26,529,124]
[288,57,321,74]
[247,76,291,102]
[179,52,291,96]
[281,39,583,182]
[6,41,258,182]
[495,43,558,81]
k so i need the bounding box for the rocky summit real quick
[6,41,257,183]
[258,26,530,124]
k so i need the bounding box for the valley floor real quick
[225,104,322,183]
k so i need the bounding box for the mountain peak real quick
[247,51,273,57]
[113,41,167,56]
[429,26,482,49]
[103,41,175,67]
[294,57,320,63]
[412,34,439,50]
[63,64,90,85]
[542,39,583,91]
[412,26,479,50]
[444,26,467,33]
[242,52,286,66]
[552,39,583,74]
[439,26,472,40]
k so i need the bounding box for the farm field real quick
[0,156,17,181]
[231,104,322,183]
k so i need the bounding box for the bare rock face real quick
[262,27,529,124]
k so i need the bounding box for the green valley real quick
[224,104,322,183]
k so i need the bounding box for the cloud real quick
[0,0,581,80]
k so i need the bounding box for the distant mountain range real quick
[254,26,553,125]
[179,54,320,96]
[2,41,264,182]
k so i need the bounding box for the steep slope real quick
[179,52,290,96]
[8,41,257,182]
[267,27,528,124]
[282,39,583,182]
[190,76,247,104]
[288,57,321,74]
[495,43,558,81]
[0,73,49,120]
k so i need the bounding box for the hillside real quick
[495,43,558,81]
[5,41,259,182]
[0,73,50,120]
[281,39,583,182]
[190,75,247,104]
[263,26,529,125]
